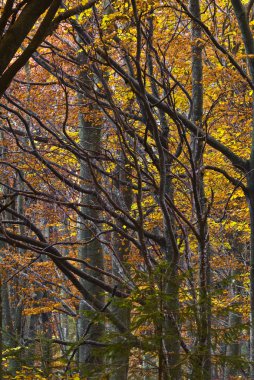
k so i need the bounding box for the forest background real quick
[1,0,254,379]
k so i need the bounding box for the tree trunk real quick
[189,0,211,377]
[248,173,254,378]
[78,108,104,379]
[146,17,181,378]
[110,156,132,380]
[229,1,254,376]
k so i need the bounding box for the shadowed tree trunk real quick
[225,270,242,378]
[77,98,104,378]
[228,0,254,377]
[189,0,211,377]
[110,154,132,380]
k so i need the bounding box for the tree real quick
[0,0,98,96]
[1,0,254,379]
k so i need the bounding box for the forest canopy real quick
[0,0,253,379]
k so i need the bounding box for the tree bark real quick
[78,104,104,378]
[110,155,132,380]
[189,0,211,377]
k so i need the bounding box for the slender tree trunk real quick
[39,226,53,377]
[223,266,242,378]
[78,107,104,379]
[2,281,19,375]
[248,173,254,378]
[189,0,211,377]
[110,258,130,380]
[1,200,22,374]
[163,268,180,380]
[229,1,254,376]
[24,314,37,367]
[73,15,105,375]
[145,17,181,379]
[41,312,53,377]
[157,119,180,380]
[225,312,242,377]
[109,156,132,380]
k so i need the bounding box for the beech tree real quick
[2,0,254,379]
[0,0,98,96]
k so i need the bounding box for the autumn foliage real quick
[1,0,254,379]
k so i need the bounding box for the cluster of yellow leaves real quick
[23,302,62,316]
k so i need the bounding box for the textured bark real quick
[109,155,132,380]
[228,1,254,376]
[41,312,53,377]
[225,307,242,377]
[2,281,21,375]
[77,101,104,378]
[189,0,211,377]
[144,17,181,378]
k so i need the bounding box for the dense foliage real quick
[1,0,254,379]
